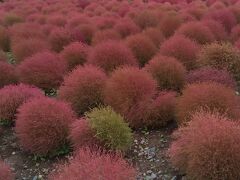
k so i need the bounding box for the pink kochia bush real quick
[17,51,67,90]
[145,55,186,91]
[169,112,240,180]
[126,34,158,66]
[69,118,100,150]
[87,41,137,73]
[60,42,89,71]
[186,67,237,89]
[176,82,240,125]
[0,161,15,180]
[49,148,136,180]
[0,62,17,88]
[0,84,43,123]
[15,97,76,155]
[160,34,199,70]
[58,65,107,115]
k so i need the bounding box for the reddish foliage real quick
[145,55,186,91]
[88,41,137,73]
[17,51,67,90]
[0,84,43,122]
[169,112,240,180]
[0,161,15,180]
[91,29,121,45]
[60,42,89,71]
[0,26,10,51]
[58,65,107,115]
[175,21,215,44]
[160,34,199,70]
[0,50,7,61]
[176,82,240,125]
[69,118,101,150]
[47,15,66,27]
[104,67,157,127]
[49,148,136,180]
[143,27,165,47]
[114,18,140,38]
[133,10,159,29]
[186,67,237,89]
[126,34,158,66]
[12,38,49,63]
[230,25,240,42]
[15,97,76,155]
[0,62,17,88]
[73,24,97,45]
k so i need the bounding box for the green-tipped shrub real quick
[86,106,133,151]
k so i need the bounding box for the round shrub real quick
[145,55,186,91]
[175,21,215,44]
[0,84,43,123]
[186,67,237,89]
[143,27,165,47]
[75,24,96,45]
[160,34,200,70]
[114,19,140,38]
[169,112,240,180]
[133,10,159,29]
[15,97,76,155]
[17,51,67,90]
[49,148,136,180]
[87,41,137,73]
[91,29,121,46]
[69,118,100,150]
[60,42,89,70]
[126,34,158,66]
[0,26,10,51]
[198,42,240,80]
[12,38,49,63]
[58,65,107,115]
[176,82,240,125]
[0,161,14,180]
[0,62,17,88]
[104,67,157,127]
[86,106,133,151]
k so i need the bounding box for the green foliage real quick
[86,106,133,151]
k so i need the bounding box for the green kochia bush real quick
[86,106,133,151]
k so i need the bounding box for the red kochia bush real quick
[15,97,76,155]
[17,51,67,90]
[91,29,121,45]
[58,65,107,115]
[186,67,237,89]
[49,148,136,180]
[0,62,17,88]
[0,161,14,180]
[176,82,240,125]
[175,21,215,44]
[69,118,100,150]
[133,10,159,29]
[12,38,49,63]
[126,34,158,66]
[160,34,199,70]
[114,19,140,38]
[143,27,165,47]
[60,42,89,71]
[230,25,240,42]
[145,55,186,91]
[87,41,137,73]
[104,67,157,127]
[169,112,240,180]
[0,84,43,122]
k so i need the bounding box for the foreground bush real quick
[176,82,240,125]
[17,51,67,90]
[49,148,136,180]
[69,118,100,150]
[160,35,199,70]
[60,42,89,70]
[104,67,157,127]
[0,62,17,88]
[0,161,14,180]
[58,65,107,115]
[86,107,133,151]
[169,112,240,180]
[15,97,76,155]
[126,34,158,66]
[87,41,137,73]
[186,67,237,89]
[145,55,186,91]
[0,84,43,123]
[198,42,240,80]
